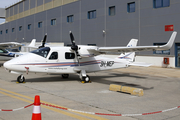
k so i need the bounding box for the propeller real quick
[39,33,47,48]
[69,31,80,65]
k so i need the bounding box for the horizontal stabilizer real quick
[129,62,153,67]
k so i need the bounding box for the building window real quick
[51,19,56,25]
[109,6,115,16]
[153,43,170,55]
[38,22,42,28]
[153,0,170,8]
[28,24,31,30]
[6,29,8,34]
[67,15,74,23]
[0,31,2,34]
[19,26,22,31]
[88,10,96,19]
[12,28,15,32]
[127,2,135,13]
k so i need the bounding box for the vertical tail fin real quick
[117,39,138,62]
[28,39,36,48]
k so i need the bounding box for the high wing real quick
[88,31,177,53]
[0,42,23,49]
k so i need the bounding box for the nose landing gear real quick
[17,75,25,83]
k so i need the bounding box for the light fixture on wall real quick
[103,30,106,34]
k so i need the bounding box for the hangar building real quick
[0,0,180,67]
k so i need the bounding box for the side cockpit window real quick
[31,47,50,58]
[65,52,75,59]
[49,52,58,60]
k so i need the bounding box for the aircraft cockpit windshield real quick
[0,49,8,53]
[31,47,50,58]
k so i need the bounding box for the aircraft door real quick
[47,51,59,73]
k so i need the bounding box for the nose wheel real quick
[17,75,25,83]
[81,75,91,83]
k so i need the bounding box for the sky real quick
[0,0,18,23]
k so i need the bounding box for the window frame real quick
[51,19,56,26]
[19,26,22,31]
[31,47,50,58]
[127,2,135,13]
[67,15,74,23]
[88,10,96,19]
[6,29,8,34]
[65,52,75,59]
[109,6,116,16]
[12,28,15,33]
[0,30,3,35]
[153,0,170,8]
[28,24,31,30]
[49,52,58,60]
[38,22,43,28]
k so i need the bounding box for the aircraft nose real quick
[3,61,12,70]
[3,57,21,70]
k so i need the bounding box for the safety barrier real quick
[0,103,33,111]
[0,95,180,117]
[41,103,180,117]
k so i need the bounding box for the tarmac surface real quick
[0,61,180,120]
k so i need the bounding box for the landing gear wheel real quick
[62,74,69,78]
[17,75,25,83]
[82,75,91,83]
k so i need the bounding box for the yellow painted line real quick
[0,90,90,120]
[0,88,109,120]
[0,91,33,104]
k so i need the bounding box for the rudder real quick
[117,39,138,62]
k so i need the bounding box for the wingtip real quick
[161,31,177,50]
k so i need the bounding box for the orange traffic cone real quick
[32,95,41,120]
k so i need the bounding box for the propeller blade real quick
[70,31,75,45]
[39,33,47,48]
[42,33,47,47]
[69,31,80,66]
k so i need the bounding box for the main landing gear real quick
[17,75,25,83]
[62,73,91,83]
[81,75,91,83]
[79,70,91,83]
[62,74,69,78]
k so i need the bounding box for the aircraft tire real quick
[62,74,69,78]
[83,75,90,83]
[17,76,25,83]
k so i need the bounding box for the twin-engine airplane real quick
[3,31,177,83]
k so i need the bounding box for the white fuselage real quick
[4,46,129,75]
